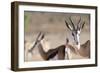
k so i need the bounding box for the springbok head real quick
[28,32,45,54]
[65,16,85,45]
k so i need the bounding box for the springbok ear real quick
[77,21,85,30]
[81,22,85,29]
[65,20,73,30]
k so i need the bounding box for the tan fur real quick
[66,40,90,59]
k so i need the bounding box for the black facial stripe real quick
[72,33,74,36]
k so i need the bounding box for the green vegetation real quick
[24,14,30,32]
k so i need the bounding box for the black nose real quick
[66,38,69,43]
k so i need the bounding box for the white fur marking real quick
[76,30,80,50]
[40,39,50,52]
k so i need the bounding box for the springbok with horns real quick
[26,16,90,60]
[28,32,67,60]
[65,16,90,59]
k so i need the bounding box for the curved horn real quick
[77,17,85,30]
[77,17,81,25]
[69,17,75,30]
[65,20,73,30]
[77,17,81,30]
[28,32,42,54]
[81,21,85,29]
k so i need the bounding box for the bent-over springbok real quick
[65,16,90,59]
[28,32,67,60]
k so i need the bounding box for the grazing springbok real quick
[65,16,90,59]
[28,32,67,60]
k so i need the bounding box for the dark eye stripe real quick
[72,33,74,36]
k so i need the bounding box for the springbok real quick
[26,16,90,60]
[65,16,90,59]
[28,32,67,60]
